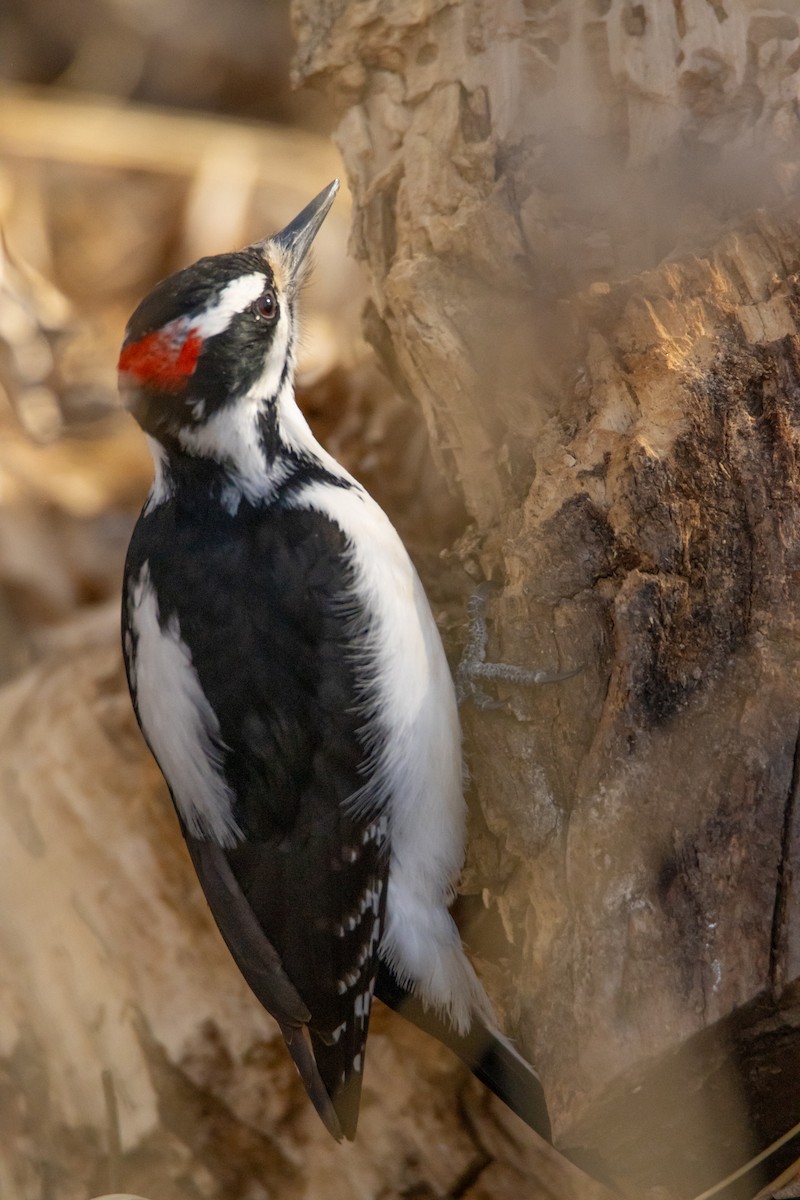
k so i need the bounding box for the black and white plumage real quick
[119,181,551,1143]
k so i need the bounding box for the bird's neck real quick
[145,379,350,513]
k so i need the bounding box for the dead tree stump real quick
[293,2,800,1194]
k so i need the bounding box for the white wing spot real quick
[336,880,384,938]
[361,814,388,845]
[337,968,360,994]
[354,990,372,1020]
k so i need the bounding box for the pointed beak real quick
[265,179,339,289]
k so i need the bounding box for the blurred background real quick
[0,0,459,692]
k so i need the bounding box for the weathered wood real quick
[292,1,800,1194]
[0,610,615,1199]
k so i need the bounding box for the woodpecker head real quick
[118,180,339,450]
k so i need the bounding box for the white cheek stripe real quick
[171,309,294,515]
[128,563,243,848]
[245,305,292,405]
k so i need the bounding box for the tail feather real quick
[375,963,552,1143]
[469,1027,553,1142]
[280,1023,344,1142]
[310,1028,365,1142]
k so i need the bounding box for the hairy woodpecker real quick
[120,181,551,1143]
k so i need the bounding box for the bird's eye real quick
[254,289,278,324]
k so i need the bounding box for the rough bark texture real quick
[290,1,800,1194]
[0,611,613,1200]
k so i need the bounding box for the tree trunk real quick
[291,1,800,1195]
[0,87,613,1200]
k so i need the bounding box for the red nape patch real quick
[118,327,202,391]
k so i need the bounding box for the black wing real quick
[124,488,389,1139]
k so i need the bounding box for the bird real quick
[119,180,552,1144]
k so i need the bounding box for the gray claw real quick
[455,586,579,709]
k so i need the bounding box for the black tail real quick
[375,963,552,1143]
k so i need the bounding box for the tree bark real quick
[291,1,800,1194]
[0,609,614,1200]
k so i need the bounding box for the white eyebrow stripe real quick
[192,273,265,338]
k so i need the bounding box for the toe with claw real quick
[455,583,579,710]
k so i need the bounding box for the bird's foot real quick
[455,583,579,710]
